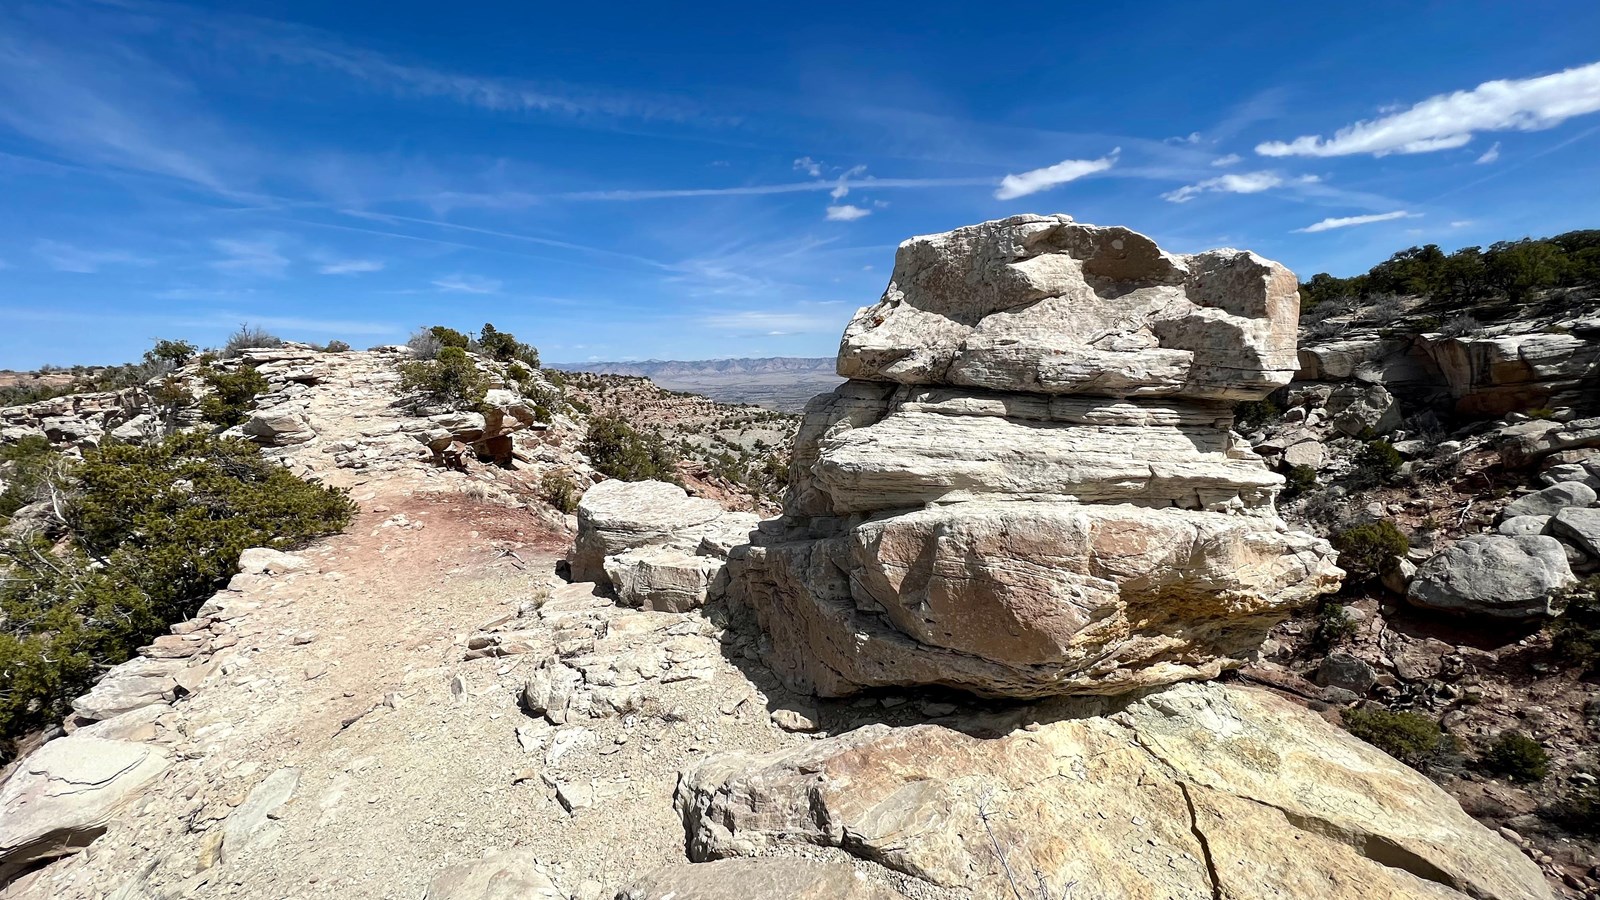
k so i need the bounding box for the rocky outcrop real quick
[571,480,756,611]
[729,216,1342,698]
[672,681,1549,900]
[0,736,170,883]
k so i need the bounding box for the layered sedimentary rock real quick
[671,682,1550,900]
[729,215,1342,697]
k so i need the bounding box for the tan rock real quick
[838,215,1301,402]
[570,480,724,583]
[421,847,565,900]
[673,682,1549,900]
[621,858,905,899]
[0,736,171,882]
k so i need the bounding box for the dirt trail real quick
[1,351,801,900]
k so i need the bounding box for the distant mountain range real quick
[551,357,841,412]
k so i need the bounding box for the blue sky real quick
[2,0,1599,367]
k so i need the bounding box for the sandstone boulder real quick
[730,217,1340,698]
[604,547,726,613]
[673,682,1548,900]
[1325,381,1402,437]
[1500,416,1600,468]
[1407,535,1576,619]
[69,656,182,724]
[0,736,170,882]
[241,404,315,446]
[570,480,724,583]
[837,215,1301,401]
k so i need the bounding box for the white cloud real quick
[33,240,151,273]
[793,156,823,177]
[1211,153,1243,167]
[1161,171,1318,203]
[318,258,384,275]
[825,204,871,221]
[211,239,289,277]
[1476,141,1502,164]
[432,273,502,293]
[1450,220,1475,228]
[1258,60,1600,157]
[994,150,1119,200]
[1293,211,1418,233]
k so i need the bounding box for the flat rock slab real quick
[571,480,725,584]
[673,682,1549,900]
[70,656,183,723]
[1500,481,1597,520]
[221,767,300,860]
[1408,534,1576,619]
[1549,506,1600,558]
[0,736,170,882]
[621,858,905,899]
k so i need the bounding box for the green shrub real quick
[0,433,354,758]
[145,339,198,367]
[1331,520,1409,582]
[580,414,679,483]
[398,347,489,411]
[1314,602,1360,649]
[540,470,579,514]
[1548,781,1600,836]
[324,340,351,353]
[198,365,269,426]
[1283,464,1318,499]
[1553,576,1600,672]
[1233,399,1281,431]
[0,436,60,519]
[406,326,471,360]
[1483,730,1549,782]
[476,323,540,368]
[1354,439,1403,483]
[1341,707,1446,767]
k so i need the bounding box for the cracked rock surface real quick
[669,681,1550,900]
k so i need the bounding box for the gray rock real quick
[1326,382,1402,437]
[0,736,171,882]
[70,656,182,724]
[1548,507,1600,558]
[241,404,315,446]
[222,767,300,860]
[1380,557,1417,595]
[1315,654,1377,694]
[1407,535,1576,619]
[1541,463,1600,492]
[570,480,724,584]
[1500,481,1597,520]
[1497,515,1551,536]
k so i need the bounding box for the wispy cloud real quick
[793,156,822,177]
[1258,60,1600,157]
[994,150,1119,199]
[1210,153,1242,167]
[1293,211,1418,233]
[432,273,501,294]
[558,176,994,202]
[1451,220,1475,228]
[33,239,152,273]
[318,258,384,275]
[1161,171,1317,203]
[1476,142,1502,164]
[211,238,289,277]
[825,204,871,221]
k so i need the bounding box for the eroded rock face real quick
[672,682,1550,900]
[730,216,1342,698]
[838,215,1302,402]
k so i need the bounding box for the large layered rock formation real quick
[671,681,1550,900]
[729,215,1343,697]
